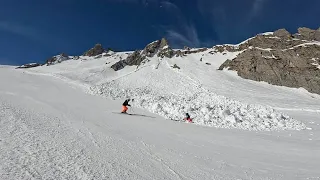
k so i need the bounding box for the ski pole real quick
[131,106,135,114]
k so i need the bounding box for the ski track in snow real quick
[0,89,191,180]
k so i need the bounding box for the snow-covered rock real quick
[16,63,41,69]
[46,53,70,66]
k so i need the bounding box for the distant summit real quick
[83,44,105,57]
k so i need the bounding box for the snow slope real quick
[23,50,316,131]
[1,64,320,179]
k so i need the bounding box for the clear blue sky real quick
[0,0,319,65]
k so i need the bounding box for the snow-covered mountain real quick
[2,27,320,179]
[16,27,320,131]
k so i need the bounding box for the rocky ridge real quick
[219,27,320,95]
[111,38,175,71]
[46,53,70,66]
[16,27,320,95]
[110,38,210,71]
[83,44,105,56]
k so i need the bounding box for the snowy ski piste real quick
[1,44,320,179]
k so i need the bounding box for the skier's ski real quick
[111,112,156,118]
[170,119,194,123]
[112,112,133,115]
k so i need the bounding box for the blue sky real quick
[0,0,319,65]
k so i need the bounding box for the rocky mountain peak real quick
[46,53,70,66]
[159,38,169,48]
[273,28,291,39]
[111,38,173,71]
[293,27,320,41]
[83,43,104,56]
[142,38,170,57]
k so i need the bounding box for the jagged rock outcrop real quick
[184,48,208,54]
[46,53,70,66]
[111,50,145,71]
[175,48,209,57]
[219,27,320,95]
[175,50,185,57]
[142,38,169,57]
[273,28,291,39]
[158,46,175,58]
[16,63,41,69]
[184,46,191,50]
[83,44,104,56]
[214,45,238,53]
[238,34,304,50]
[111,38,174,71]
[293,27,320,41]
[316,29,320,41]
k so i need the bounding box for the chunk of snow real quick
[255,47,273,51]
[294,42,320,48]
[266,36,281,39]
[262,54,277,59]
[162,45,169,50]
[260,32,274,35]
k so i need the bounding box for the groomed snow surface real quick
[1,49,320,179]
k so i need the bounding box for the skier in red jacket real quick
[184,113,192,123]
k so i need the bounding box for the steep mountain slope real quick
[15,27,320,132]
[1,61,320,180]
[20,41,317,131]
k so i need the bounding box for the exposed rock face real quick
[111,38,214,71]
[16,63,41,69]
[293,27,320,41]
[175,50,185,57]
[219,27,320,95]
[111,38,174,71]
[239,34,304,50]
[83,44,104,56]
[158,46,175,58]
[273,28,291,39]
[184,46,191,50]
[46,53,70,66]
[175,48,209,57]
[214,45,238,53]
[142,38,169,57]
[297,27,316,41]
[315,28,320,41]
[111,50,144,71]
[184,48,208,54]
